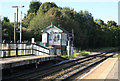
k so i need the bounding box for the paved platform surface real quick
[0,55,55,64]
[80,58,119,81]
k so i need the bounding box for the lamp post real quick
[12,5,24,56]
[12,6,24,42]
[20,12,26,43]
[20,11,22,44]
[14,13,16,43]
[0,16,2,58]
[0,16,2,44]
[12,6,24,33]
[20,11,25,55]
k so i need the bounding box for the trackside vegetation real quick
[59,50,91,59]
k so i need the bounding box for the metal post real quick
[16,7,18,57]
[2,44,3,57]
[6,44,8,57]
[61,33,62,55]
[16,44,18,57]
[37,46,39,56]
[20,11,22,43]
[14,13,16,43]
[0,18,1,42]
[31,44,33,55]
[12,5,24,56]
[24,44,26,55]
[16,7,18,44]
[12,6,18,57]
[20,11,22,55]
[71,29,74,56]
[43,48,44,55]
[17,7,18,30]
[0,16,2,58]
[67,38,70,56]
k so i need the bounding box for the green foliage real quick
[91,47,119,52]
[28,1,42,14]
[2,17,14,42]
[22,28,33,41]
[2,2,119,48]
[94,19,104,25]
[78,51,91,56]
[23,12,35,28]
[117,54,120,58]
[27,2,119,48]
[2,17,33,43]
[59,53,68,58]
[59,50,91,59]
[107,20,117,26]
[23,1,42,28]
[2,17,10,22]
[38,2,58,13]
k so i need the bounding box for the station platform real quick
[80,58,119,81]
[0,55,58,69]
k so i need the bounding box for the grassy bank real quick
[3,50,31,57]
[59,50,91,59]
[116,52,120,58]
[117,55,120,58]
[59,47,120,59]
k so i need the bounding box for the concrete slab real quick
[106,59,118,79]
[0,55,49,64]
[80,58,119,81]
[0,55,57,69]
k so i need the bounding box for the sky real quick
[0,0,119,24]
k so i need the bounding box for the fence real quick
[0,43,50,57]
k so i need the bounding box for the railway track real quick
[61,53,115,81]
[4,52,115,81]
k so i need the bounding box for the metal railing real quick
[0,43,50,58]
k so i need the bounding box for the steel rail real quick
[27,53,108,80]
[60,53,115,81]
[3,52,109,80]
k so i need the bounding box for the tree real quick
[2,17,10,22]
[28,1,42,14]
[38,2,58,13]
[2,17,14,42]
[107,20,117,26]
[24,2,119,48]
[23,12,35,28]
[94,19,104,25]
[23,1,42,28]
[29,5,97,48]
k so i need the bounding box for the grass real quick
[116,52,120,58]
[59,50,91,59]
[59,47,120,59]
[117,55,120,58]
[78,51,91,56]
[3,50,31,56]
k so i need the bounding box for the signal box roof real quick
[41,24,68,33]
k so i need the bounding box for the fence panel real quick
[0,43,50,57]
